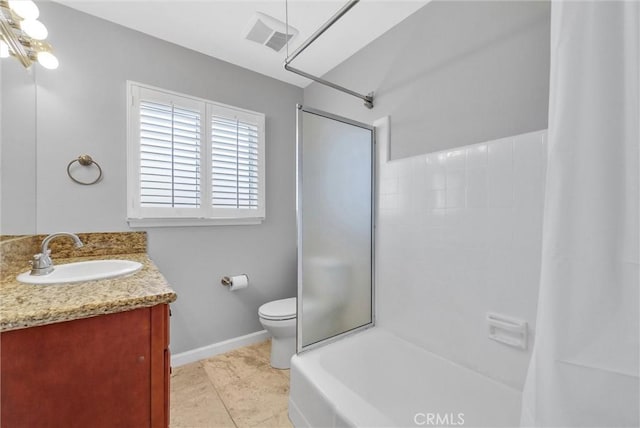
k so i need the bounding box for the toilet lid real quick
[259,297,296,321]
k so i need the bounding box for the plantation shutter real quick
[139,100,201,208]
[128,82,265,225]
[211,115,260,210]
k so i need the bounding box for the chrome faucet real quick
[30,232,84,276]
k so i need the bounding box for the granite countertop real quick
[0,233,177,332]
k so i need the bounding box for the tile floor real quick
[170,340,294,428]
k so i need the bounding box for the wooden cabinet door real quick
[0,306,167,428]
[150,303,170,428]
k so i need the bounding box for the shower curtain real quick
[520,1,639,427]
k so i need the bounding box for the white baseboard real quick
[171,330,271,367]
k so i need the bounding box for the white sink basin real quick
[17,260,143,285]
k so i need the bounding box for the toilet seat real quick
[259,297,296,321]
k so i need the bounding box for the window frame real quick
[126,81,266,227]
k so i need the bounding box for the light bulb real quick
[20,19,48,40]
[8,0,39,20]
[37,51,58,69]
[0,40,9,58]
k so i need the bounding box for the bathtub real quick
[289,328,521,427]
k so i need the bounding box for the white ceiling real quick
[52,0,429,87]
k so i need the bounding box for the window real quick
[127,82,265,226]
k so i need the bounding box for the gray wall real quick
[2,3,301,353]
[304,0,550,159]
[1,61,36,235]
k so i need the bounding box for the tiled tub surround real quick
[288,129,546,427]
[0,232,177,331]
[377,129,547,389]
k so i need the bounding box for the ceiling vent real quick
[243,12,298,53]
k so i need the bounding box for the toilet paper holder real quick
[221,274,249,287]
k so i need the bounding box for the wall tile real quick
[466,168,488,209]
[514,132,544,210]
[488,138,514,209]
[427,189,447,210]
[446,186,466,209]
[446,168,466,189]
[425,166,447,190]
[379,177,399,195]
[466,143,489,168]
[489,137,514,165]
[379,193,399,213]
[487,207,514,248]
[445,149,467,170]
[377,130,547,390]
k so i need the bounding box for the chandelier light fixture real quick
[0,0,58,69]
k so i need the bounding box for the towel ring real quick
[67,154,103,185]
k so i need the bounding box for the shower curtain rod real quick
[284,0,375,109]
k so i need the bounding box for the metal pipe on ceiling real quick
[284,0,374,109]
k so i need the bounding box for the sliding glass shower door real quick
[296,105,374,352]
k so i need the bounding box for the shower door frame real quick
[295,104,376,354]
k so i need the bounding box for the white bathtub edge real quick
[289,395,311,428]
[289,327,522,427]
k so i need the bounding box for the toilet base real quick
[270,335,296,369]
[259,316,297,370]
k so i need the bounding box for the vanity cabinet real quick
[0,304,170,428]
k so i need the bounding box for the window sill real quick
[127,217,264,228]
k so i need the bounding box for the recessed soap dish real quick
[486,312,528,350]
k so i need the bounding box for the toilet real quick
[258,297,297,369]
